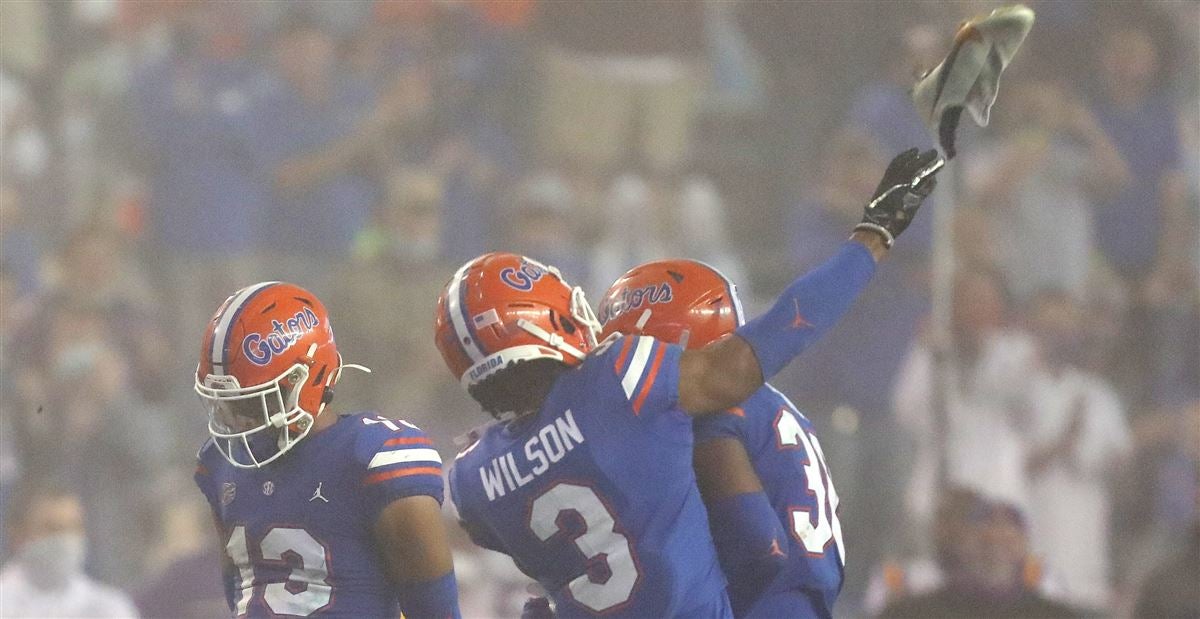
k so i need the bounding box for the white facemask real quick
[19,532,87,590]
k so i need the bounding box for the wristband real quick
[852,222,894,248]
[398,571,462,619]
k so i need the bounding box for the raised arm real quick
[678,148,942,415]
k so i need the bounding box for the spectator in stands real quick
[1087,9,1191,407]
[1088,9,1189,290]
[894,266,1038,549]
[9,303,172,588]
[0,71,49,204]
[135,494,226,618]
[675,173,748,286]
[503,171,590,285]
[353,168,443,266]
[963,78,1129,302]
[0,184,43,297]
[1134,397,1200,618]
[241,11,403,294]
[129,3,269,350]
[0,482,139,618]
[1155,397,1200,539]
[846,24,940,158]
[1023,289,1131,612]
[40,223,173,404]
[533,2,705,175]
[343,168,449,412]
[863,486,981,615]
[879,493,1079,618]
[587,173,670,296]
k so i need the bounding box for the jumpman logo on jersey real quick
[791,299,813,329]
[310,482,329,503]
[768,538,786,558]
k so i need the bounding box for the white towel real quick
[912,4,1035,158]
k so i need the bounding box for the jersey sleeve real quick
[193,440,219,512]
[594,334,684,419]
[448,462,507,554]
[355,416,446,523]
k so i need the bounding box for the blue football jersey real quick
[694,385,845,619]
[449,335,731,618]
[195,412,445,618]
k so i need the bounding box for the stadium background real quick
[0,0,1196,616]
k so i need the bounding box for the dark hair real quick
[468,359,569,419]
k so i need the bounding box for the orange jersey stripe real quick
[632,343,666,415]
[727,407,746,418]
[383,436,433,447]
[613,336,635,374]
[363,466,441,485]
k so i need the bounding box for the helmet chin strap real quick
[316,350,373,416]
[516,319,588,361]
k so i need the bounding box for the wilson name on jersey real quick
[450,335,731,618]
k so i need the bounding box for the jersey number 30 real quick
[776,409,845,565]
[528,483,641,612]
[226,525,332,616]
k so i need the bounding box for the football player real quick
[599,258,843,618]
[441,148,941,617]
[193,282,460,618]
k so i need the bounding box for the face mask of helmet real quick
[196,364,314,468]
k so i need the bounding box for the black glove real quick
[855,148,943,247]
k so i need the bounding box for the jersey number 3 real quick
[528,483,641,613]
[775,409,845,565]
[226,525,332,616]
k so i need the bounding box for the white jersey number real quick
[775,409,845,565]
[528,483,640,612]
[226,525,333,616]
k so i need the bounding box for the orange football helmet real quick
[598,259,746,349]
[434,252,600,389]
[194,282,364,468]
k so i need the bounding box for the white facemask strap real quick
[516,319,588,361]
[569,286,601,347]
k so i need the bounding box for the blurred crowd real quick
[0,1,1195,617]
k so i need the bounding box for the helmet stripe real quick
[447,263,485,362]
[210,281,278,375]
